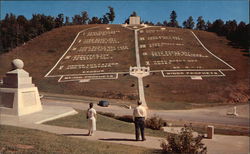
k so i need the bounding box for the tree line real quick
[0,6,115,53]
[144,11,249,49]
[0,8,248,54]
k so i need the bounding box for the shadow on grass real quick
[62,133,89,136]
[99,138,136,142]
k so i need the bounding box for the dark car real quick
[98,100,109,107]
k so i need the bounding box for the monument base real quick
[0,87,42,116]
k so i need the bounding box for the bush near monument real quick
[145,116,166,130]
[161,124,207,154]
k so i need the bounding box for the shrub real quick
[116,115,134,123]
[145,116,165,130]
[98,112,115,118]
[98,112,133,123]
[161,124,207,154]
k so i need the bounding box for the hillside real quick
[0,24,249,109]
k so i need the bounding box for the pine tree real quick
[101,15,109,24]
[89,17,102,24]
[169,10,179,27]
[65,16,70,25]
[72,15,82,25]
[55,13,64,28]
[183,16,195,29]
[81,11,89,24]
[106,6,115,23]
[196,16,206,30]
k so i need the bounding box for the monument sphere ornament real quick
[12,59,24,69]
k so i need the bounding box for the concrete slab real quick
[0,105,77,125]
[203,134,249,154]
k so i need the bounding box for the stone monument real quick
[129,16,140,25]
[0,59,42,116]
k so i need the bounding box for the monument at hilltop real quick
[0,59,42,116]
[129,16,140,25]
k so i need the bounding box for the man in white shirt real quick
[133,100,147,141]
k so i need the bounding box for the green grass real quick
[0,125,160,154]
[45,110,167,138]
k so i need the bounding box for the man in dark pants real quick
[133,100,147,141]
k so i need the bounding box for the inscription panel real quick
[47,25,135,78]
[59,74,118,82]
[0,92,14,108]
[138,27,234,71]
[162,70,224,77]
[22,91,37,107]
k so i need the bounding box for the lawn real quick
[45,110,167,138]
[0,125,159,154]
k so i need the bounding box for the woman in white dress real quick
[86,103,97,136]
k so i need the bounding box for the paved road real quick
[41,97,249,127]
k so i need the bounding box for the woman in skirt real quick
[86,103,97,136]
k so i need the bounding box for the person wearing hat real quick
[133,100,147,141]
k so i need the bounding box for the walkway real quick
[133,28,148,106]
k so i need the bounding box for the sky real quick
[0,0,249,24]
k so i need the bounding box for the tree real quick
[29,14,45,37]
[196,16,206,30]
[210,19,225,35]
[16,15,29,43]
[234,22,248,48]
[183,16,195,29]
[55,13,64,28]
[169,10,179,27]
[88,17,102,24]
[156,22,163,26]
[144,21,154,26]
[65,16,70,25]
[1,13,18,51]
[223,20,237,40]
[106,6,115,23]
[163,20,168,26]
[72,15,82,25]
[41,15,55,31]
[81,11,89,24]
[131,11,137,17]
[101,15,109,24]
[205,20,212,31]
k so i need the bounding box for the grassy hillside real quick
[0,24,248,109]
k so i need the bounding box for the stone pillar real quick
[0,59,42,116]
[129,16,140,25]
[207,125,214,139]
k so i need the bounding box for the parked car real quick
[98,100,109,107]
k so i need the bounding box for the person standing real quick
[86,103,97,136]
[133,100,147,141]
